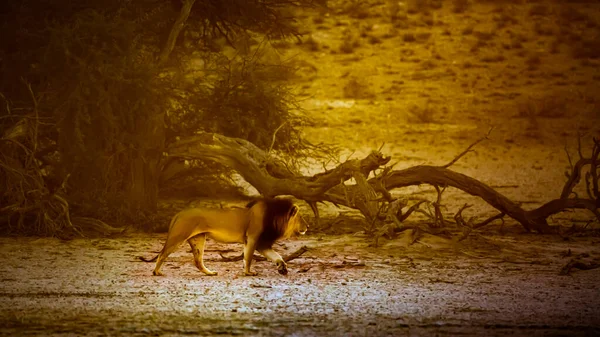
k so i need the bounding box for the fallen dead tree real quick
[167,132,390,198]
[168,132,600,235]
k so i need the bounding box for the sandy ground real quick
[2,1,600,336]
[1,231,600,336]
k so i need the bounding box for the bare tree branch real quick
[268,121,288,153]
[158,0,197,66]
[591,137,599,202]
[561,157,592,199]
[473,212,505,229]
[432,185,446,228]
[397,200,426,222]
[441,127,493,168]
[561,137,599,200]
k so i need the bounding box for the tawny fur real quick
[140,198,306,277]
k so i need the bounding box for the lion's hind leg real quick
[243,237,259,276]
[153,242,179,276]
[188,234,218,276]
[153,223,194,276]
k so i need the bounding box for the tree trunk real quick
[126,111,165,213]
[158,0,197,66]
[127,154,159,212]
[124,0,195,214]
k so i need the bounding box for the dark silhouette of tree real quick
[0,0,319,234]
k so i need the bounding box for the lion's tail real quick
[138,255,158,262]
[139,211,180,263]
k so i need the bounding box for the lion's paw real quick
[277,262,288,275]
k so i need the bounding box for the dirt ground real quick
[2,1,600,336]
[1,231,599,336]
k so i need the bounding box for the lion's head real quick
[253,198,308,243]
[282,204,307,237]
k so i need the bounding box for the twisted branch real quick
[168,132,599,234]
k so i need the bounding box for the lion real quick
[140,198,307,276]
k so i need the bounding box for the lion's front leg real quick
[258,247,287,275]
[243,237,258,276]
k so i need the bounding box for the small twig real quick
[410,227,422,245]
[373,167,394,201]
[577,132,583,160]
[342,179,351,207]
[250,283,272,288]
[414,208,435,221]
[441,127,493,168]
[585,172,593,200]
[560,259,600,275]
[428,278,455,284]
[489,185,519,189]
[307,201,320,228]
[497,258,548,265]
[204,249,235,253]
[432,185,446,228]
[218,245,309,262]
[268,121,288,153]
[367,202,387,233]
[455,204,473,241]
[561,157,592,199]
[590,137,599,201]
[345,150,356,162]
[218,253,262,262]
[283,245,309,261]
[472,212,506,229]
[397,200,426,222]
[52,194,83,237]
[459,251,486,259]
[454,204,471,225]
[454,204,472,225]
[0,92,10,115]
[564,141,574,173]
[22,79,39,154]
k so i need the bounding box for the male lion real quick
[140,198,307,276]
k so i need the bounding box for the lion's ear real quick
[289,205,298,217]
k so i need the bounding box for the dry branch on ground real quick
[217,245,309,262]
[560,257,600,275]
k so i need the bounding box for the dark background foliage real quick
[0,0,319,235]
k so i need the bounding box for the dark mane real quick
[246,199,259,209]
[252,198,295,250]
